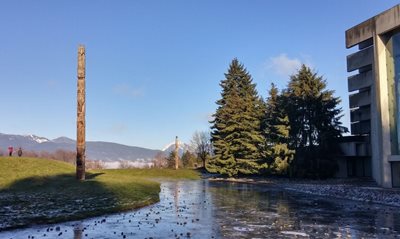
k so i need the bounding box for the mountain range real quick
[0,132,194,167]
[0,133,166,162]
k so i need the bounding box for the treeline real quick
[208,59,347,178]
[153,131,213,169]
[153,151,202,169]
[152,149,205,169]
[0,149,104,169]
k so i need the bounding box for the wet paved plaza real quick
[1,180,400,238]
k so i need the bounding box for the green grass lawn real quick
[0,157,200,230]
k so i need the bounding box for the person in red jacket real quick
[8,146,13,157]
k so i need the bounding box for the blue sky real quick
[0,1,398,150]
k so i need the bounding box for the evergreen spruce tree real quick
[167,151,179,169]
[284,64,347,178]
[209,59,266,176]
[262,83,294,175]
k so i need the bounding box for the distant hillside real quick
[0,133,161,162]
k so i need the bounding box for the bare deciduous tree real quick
[153,152,168,168]
[21,150,76,164]
[39,151,51,160]
[190,131,212,168]
[23,150,39,158]
[86,160,105,170]
[119,160,132,169]
[54,149,76,164]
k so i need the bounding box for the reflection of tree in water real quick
[164,180,217,237]
[173,181,181,217]
[73,223,83,239]
[173,180,214,219]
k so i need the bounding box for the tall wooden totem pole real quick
[76,45,86,180]
[174,136,179,170]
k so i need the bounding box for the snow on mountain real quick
[28,134,50,144]
[162,141,192,156]
[162,140,184,151]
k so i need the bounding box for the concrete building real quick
[336,136,371,178]
[345,4,400,187]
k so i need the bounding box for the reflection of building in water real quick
[342,4,400,187]
[375,209,398,236]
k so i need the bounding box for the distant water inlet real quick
[1,180,400,238]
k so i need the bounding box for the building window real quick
[391,162,400,187]
[386,32,400,155]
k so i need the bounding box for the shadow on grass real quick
[86,172,104,179]
[0,171,157,231]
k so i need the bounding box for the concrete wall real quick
[347,46,374,72]
[373,34,392,188]
[335,158,348,178]
[345,4,400,188]
[350,106,371,122]
[346,5,400,48]
[348,71,373,92]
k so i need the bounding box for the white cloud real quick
[196,112,215,123]
[113,83,144,98]
[205,113,215,123]
[45,79,58,88]
[266,54,312,77]
[109,123,128,134]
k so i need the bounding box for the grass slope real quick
[0,157,200,230]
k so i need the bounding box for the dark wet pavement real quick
[1,180,400,238]
[210,182,400,238]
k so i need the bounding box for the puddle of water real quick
[1,180,400,238]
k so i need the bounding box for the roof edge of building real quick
[346,4,400,48]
